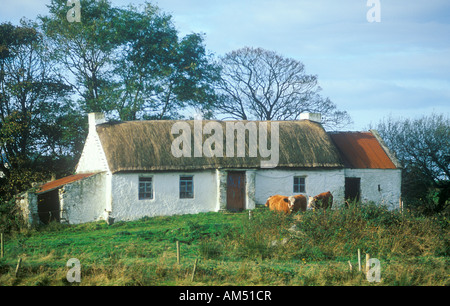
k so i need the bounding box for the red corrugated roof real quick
[37,173,99,194]
[329,132,397,169]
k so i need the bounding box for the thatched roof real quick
[96,119,344,173]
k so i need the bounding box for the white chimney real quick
[88,112,106,132]
[300,113,321,123]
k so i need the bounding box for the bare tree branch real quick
[215,47,351,129]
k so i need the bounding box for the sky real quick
[1,0,449,131]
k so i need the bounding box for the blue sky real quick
[1,0,449,130]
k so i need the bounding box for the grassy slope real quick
[0,204,448,286]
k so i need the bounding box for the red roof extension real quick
[329,132,397,169]
[37,173,99,194]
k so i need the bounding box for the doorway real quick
[345,177,361,203]
[226,171,246,211]
[37,189,61,224]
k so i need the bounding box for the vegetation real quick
[0,0,352,204]
[0,0,448,286]
[0,203,448,286]
[374,113,450,214]
[216,47,352,129]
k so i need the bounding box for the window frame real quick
[293,176,306,193]
[138,176,154,200]
[179,175,194,199]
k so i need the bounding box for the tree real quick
[375,113,450,213]
[40,0,119,113]
[41,1,220,121]
[216,47,352,129]
[111,4,220,121]
[0,20,77,200]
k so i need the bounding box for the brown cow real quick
[287,194,307,213]
[265,195,290,214]
[265,194,307,214]
[308,191,333,209]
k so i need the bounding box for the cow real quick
[287,194,307,213]
[265,194,307,214]
[308,191,333,210]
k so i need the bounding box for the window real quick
[180,176,194,199]
[293,176,305,193]
[139,177,153,200]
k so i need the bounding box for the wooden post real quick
[358,249,361,272]
[176,241,180,264]
[1,233,4,258]
[348,260,353,272]
[365,253,371,273]
[191,258,199,282]
[15,257,22,277]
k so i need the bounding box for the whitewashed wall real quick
[111,171,218,221]
[60,173,107,224]
[16,191,39,227]
[246,170,256,209]
[76,130,109,173]
[345,168,402,209]
[254,169,345,206]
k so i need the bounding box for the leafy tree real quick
[110,4,220,121]
[40,0,119,113]
[0,20,77,200]
[40,1,220,120]
[375,113,450,213]
[216,47,352,129]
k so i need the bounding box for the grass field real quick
[0,203,448,286]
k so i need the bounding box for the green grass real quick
[0,203,448,286]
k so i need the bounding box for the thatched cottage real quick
[17,112,402,226]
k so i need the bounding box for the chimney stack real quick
[88,112,106,132]
[300,113,322,123]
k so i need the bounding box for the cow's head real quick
[307,196,316,209]
[287,196,296,212]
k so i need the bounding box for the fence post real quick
[1,233,4,258]
[358,249,361,272]
[365,253,371,273]
[15,257,22,277]
[191,258,199,282]
[176,240,180,264]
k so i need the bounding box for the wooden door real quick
[345,177,361,203]
[227,171,246,211]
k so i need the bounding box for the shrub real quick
[0,197,26,234]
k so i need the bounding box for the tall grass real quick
[0,203,448,285]
[198,203,448,262]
